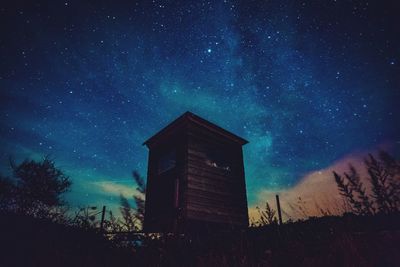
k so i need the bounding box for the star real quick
[0,0,398,216]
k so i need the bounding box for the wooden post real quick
[276,195,283,225]
[100,205,106,231]
[173,179,179,233]
[174,179,179,208]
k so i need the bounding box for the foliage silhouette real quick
[0,156,71,219]
[116,171,146,232]
[0,175,16,211]
[366,151,400,213]
[72,206,103,230]
[254,201,278,226]
[2,155,400,266]
[120,194,138,232]
[132,171,146,228]
[333,150,400,215]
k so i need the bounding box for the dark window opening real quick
[205,149,231,172]
[158,150,176,174]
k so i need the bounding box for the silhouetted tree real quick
[1,156,71,218]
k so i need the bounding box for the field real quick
[1,212,399,267]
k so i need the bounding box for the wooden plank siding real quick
[184,123,248,227]
[143,131,187,232]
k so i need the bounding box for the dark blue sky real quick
[1,0,399,212]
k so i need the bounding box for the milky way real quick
[0,1,399,212]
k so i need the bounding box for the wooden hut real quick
[143,112,248,233]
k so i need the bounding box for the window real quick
[158,150,176,174]
[205,149,231,172]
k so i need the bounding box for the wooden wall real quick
[184,123,249,228]
[143,131,187,232]
[144,120,249,233]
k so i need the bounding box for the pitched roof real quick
[143,111,248,147]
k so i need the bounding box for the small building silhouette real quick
[143,112,249,232]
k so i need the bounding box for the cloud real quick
[248,145,391,223]
[91,180,143,199]
[62,166,143,215]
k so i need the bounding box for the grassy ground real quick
[1,212,399,267]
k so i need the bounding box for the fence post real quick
[100,206,106,231]
[276,195,283,225]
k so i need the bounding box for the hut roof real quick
[143,111,248,147]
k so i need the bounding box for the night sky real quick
[1,1,399,216]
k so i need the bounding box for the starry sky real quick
[1,0,399,215]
